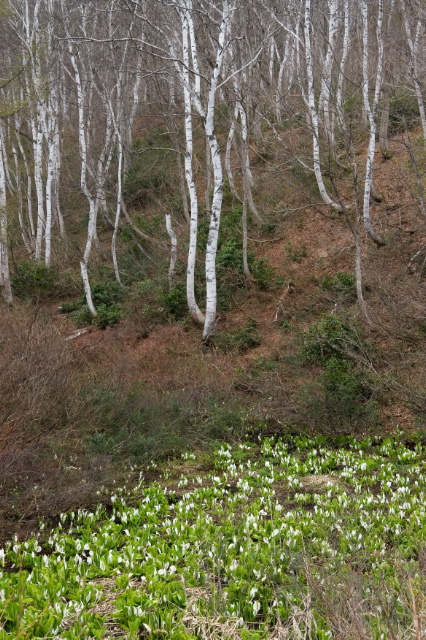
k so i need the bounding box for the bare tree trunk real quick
[361,0,385,246]
[200,0,234,340]
[318,0,338,147]
[165,213,177,289]
[180,13,204,325]
[12,145,32,255]
[225,109,242,202]
[0,144,12,305]
[242,182,252,285]
[112,131,124,288]
[379,89,391,159]
[205,133,212,215]
[238,102,263,225]
[304,0,342,212]
[65,24,98,317]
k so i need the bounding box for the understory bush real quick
[285,241,308,263]
[301,357,378,434]
[320,271,357,302]
[163,283,187,320]
[195,206,275,312]
[301,314,365,365]
[212,317,261,353]
[60,281,123,329]
[12,260,59,299]
[86,386,241,465]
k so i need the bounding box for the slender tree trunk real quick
[200,0,234,340]
[205,133,212,215]
[225,109,241,202]
[0,145,12,304]
[238,102,263,224]
[112,131,123,287]
[12,146,32,255]
[402,5,426,139]
[170,125,190,222]
[33,108,45,261]
[242,183,252,285]
[44,123,55,267]
[336,0,350,131]
[65,26,98,316]
[180,13,204,324]
[379,89,391,159]
[318,0,338,147]
[165,213,177,289]
[304,0,342,212]
[352,157,371,326]
[361,0,385,246]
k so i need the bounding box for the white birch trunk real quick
[201,0,234,340]
[65,25,98,316]
[112,130,123,288]
[0,144,12,304]
[304,0,342,212]
[225,108,242,202]
[12,145,32,255]
[318,0,338,146]
[336,0,350,129]
[180,15,204,324]
[165,213,177,290]
[362,0,385,246]
[33,107,45,261]
[238,101,262,224]
[44,118,55,267]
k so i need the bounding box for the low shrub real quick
[212,317,261,353]
[86,386,242,465]
[251,257,274,290]
[96,303,122,329]
[320,271,357,302]
[301,314,363,365]
[60,281,123,329]
[163,284,187,320]
[301,358,378,434]
[285,241,308,263]
[12,260,59,299]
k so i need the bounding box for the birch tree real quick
[0,127,12,304]
[361,0,385,246]
[303,0,342,212]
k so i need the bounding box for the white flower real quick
[253,600,261,616]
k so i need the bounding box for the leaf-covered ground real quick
[2,434,426,639]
